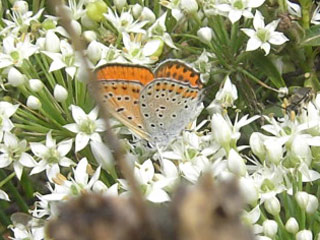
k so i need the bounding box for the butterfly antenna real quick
[49,2,162,240]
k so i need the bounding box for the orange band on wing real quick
[96,64,154,85]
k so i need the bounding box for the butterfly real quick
[95,60,204,146]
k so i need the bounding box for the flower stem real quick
[0,170,28,212]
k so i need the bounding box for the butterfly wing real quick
[154,60,203,89]
[95,64,155,140]
[139,79,202,146]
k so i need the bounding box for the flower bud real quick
[54,84,68,102]
[86,0,108,22]
[143,38,164,58]
[29,79,43,92]
[114,0,126,12]
[42,18,56,30]
[81,14,98,29]
[291,135,312,166]
[296,230,313,240]
[27,96,41,110]
[215,75,238,108]
[36,37,46,50]
[263,220,278,238]
[180,0,198,14]
[212,113,232,149]
[197,27,213,43]
[227,149,247,176]
[264,196,280,215]
[250,132,266,160]
[13,1,28,14]
[264,138,283,165]
[45,30,60,53]
[306,194,319,214]
[83,30,97,42]
[71,20,82,36]
[295,191,309,210]
[239,177,259,205]
[87,41,102,63]
[285,217,299,234]
[8,67,25,87]
[140,7,156,23]
[132,4,143,19]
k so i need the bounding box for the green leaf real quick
[300,25,320,46]
[251,51,285,88]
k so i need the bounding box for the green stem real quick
[0,170,28,212]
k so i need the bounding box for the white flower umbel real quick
[0,132,36,180]
[216,0,265,23]
[30,131,74,180]
[241,10,289,55]
[0,101,19,141]
[63,105,105,152]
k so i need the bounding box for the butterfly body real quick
[95,60,203,146]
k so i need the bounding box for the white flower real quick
[311,5,320,25]
[63,105,105,152]
[0,6,44,36]
[147,12,177,49]
[160,0,184,21]
[285,217,299,234]
[133,159,170,203]
[0,101,19,140]
[0,35,38,69]
[287,0,301,18]
[30,131,74,180]
[54,84,68,102]
[114,0,127,11]
[241,10,289,55]
[26,96,41,110]
[83,30,97,42]
[121,33,159,64]
[42,40,80,79]
[216,0,265,23]
[180,0,198,14]
[296,230,313,240]
[104,8,148,34]
[140,7,156,23]
[0,132,37,180]
[214,75,238,108]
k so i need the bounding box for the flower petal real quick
[75,132,89,152]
